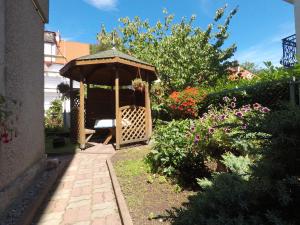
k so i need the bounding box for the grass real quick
[112,145,195,225]
[45,136,78,155]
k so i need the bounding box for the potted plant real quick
[132,78,147,92]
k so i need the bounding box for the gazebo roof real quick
[60,48,157,86]
[77,48,153,66]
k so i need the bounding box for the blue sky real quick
[46,0,295,67]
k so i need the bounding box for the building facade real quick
[282,0,298,67]
[285,0,300,53]
[44,31,90,113]
[0,0,48,216]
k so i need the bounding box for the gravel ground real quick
[0,156,72,225]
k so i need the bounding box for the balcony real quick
[281,34,297,67]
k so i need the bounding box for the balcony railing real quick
[281,34,297,67]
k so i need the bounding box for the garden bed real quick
[45,136,77,155]
[111,145,195,225]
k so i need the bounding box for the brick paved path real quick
[33,144,122,225]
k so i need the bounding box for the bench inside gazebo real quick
[60,48,157,149]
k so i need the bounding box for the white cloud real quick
[234,22,295,67]
[84,0,117,10]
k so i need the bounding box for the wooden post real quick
[79,77,85,149]
[115,68,121,149]
[69,79,75,142]
[145,75,152,140]
[290,76,296,105]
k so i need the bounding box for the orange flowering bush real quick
[168,87,207,118]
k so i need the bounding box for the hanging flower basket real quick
[132,78,147,92]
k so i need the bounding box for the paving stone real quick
[34,145,122,225]
[37,219,62,225]
[61,175,76,182]
[39,211,64,223]
[69,195,91,203]
[91,208,116,220]
[66,199,91,209]
[63,206,91,224]
[73,221,91,225]
[105,214,122,225]
[91,218,106,225]
[92,202,117,211]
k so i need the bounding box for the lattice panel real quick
[70,90,86,143]
[119,106,147,144]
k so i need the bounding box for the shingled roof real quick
[77,48,152,66]
[60,48,157,86]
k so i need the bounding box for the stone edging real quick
[106,159,133,225]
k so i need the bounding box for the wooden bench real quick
[85,128,96,143]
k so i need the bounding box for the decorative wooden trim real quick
[79,77,85,149]
[75,57,156,72]
[118,106,146,145]
[146,75,152,138]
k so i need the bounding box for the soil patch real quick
[112,145,195,225]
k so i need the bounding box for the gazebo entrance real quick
[60,48,157,149]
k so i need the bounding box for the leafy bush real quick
[201,79,290,113]
[44,99,63,129]
[147,98,270,183]
[146,120,198,178]
[172,105,300,225]
[200,62,298,114]
[96,6,238,91]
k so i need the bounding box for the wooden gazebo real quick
[60,48,157,149]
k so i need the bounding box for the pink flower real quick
[208,127,215,134]
[235,111,243,118]
[224,127,230,133]
[253,103,261,110]
[261,107,270,113]
[194,134,200,144]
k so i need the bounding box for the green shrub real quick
[172,105,300,225]
[146,120,196,177]
[44,99,63,129]
[201,79,290,114]
[147,98,270,184]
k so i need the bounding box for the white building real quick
[43,31,90,127]
[285,0,300,54]
[282,0,298,67]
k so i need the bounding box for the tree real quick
[93,6,238,91]
[90,25,122,53]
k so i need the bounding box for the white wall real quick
[44,43,57,62]
[0,0,48,215]
[294,0,300,54]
